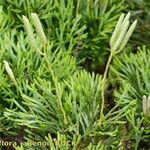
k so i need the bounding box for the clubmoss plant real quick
[1,11,138,149]
[2,1,150,149]
[22,13,67,124]
[100,12,137,124]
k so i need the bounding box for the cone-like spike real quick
[3,60,17,86]
[110,13,125,47]
[22,15,37,49]
[110,12,137,53]
[31,12,47,45]
[112,21,129,52]
[142,95,147,114]
[147,96,150,113]
[121,12,131,26]
[118,20,137,52]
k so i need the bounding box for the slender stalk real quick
[76,0,80,15]
[99,51,114,124]
[43,45,67,124]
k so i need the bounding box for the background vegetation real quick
[0,0,150,149]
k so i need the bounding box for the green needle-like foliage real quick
[110,46,150,148]
[0,10,140,149]
[0,0,150,149]
[0,0,127,72]
[111,46,150,101]
[125,0,150,48]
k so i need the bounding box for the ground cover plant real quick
[0,0,150,150]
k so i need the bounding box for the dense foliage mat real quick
[0,0,150,150]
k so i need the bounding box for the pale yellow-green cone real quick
[121,12,130,27]
[31,12,47,45]
[110,12,137,53]
[147,96,150,112]
[142,95,150,115]
[112,20,129,52]
[143,95,147,114]
[3,60,17,86]
[22,15,37,49]
[110,13,125,47]
[118,20,137,52]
